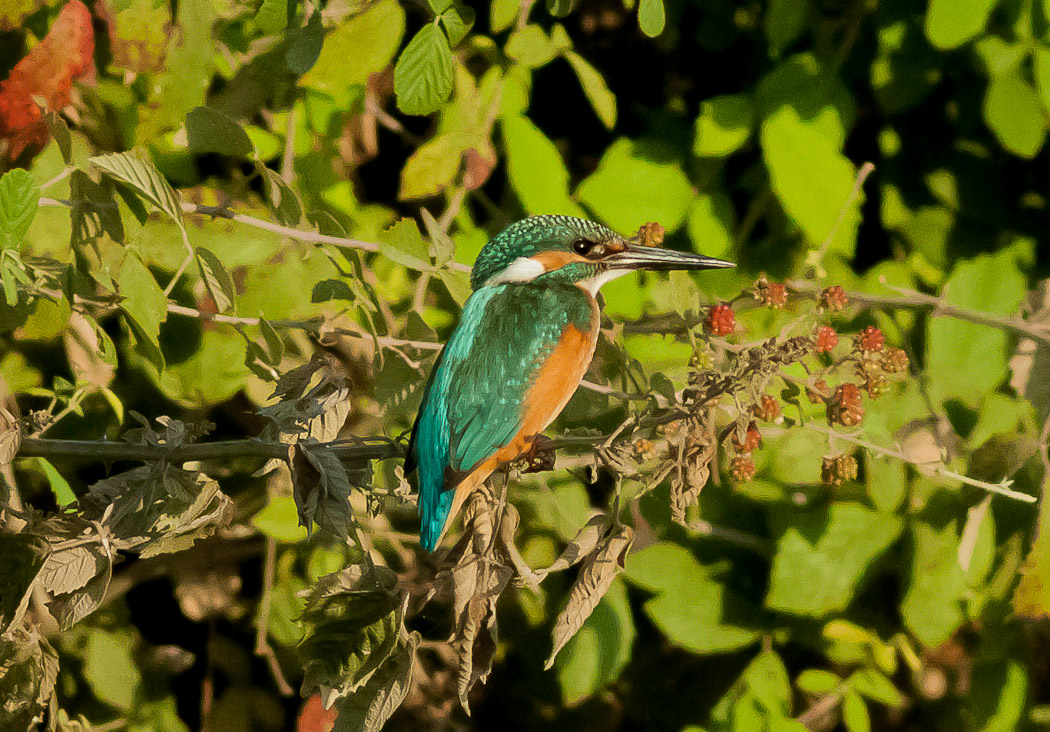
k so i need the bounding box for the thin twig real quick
[805,161,876,276]
[255,537,295,696]
[789,280,1050,348]
[805,423,1036,503]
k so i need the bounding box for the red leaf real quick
[0,0,95,161]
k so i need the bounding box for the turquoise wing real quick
[408,284,576,551]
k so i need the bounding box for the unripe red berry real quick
[705,304,736,336]
[814,325,839,353]
[855,325,885,353]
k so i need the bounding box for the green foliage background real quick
[3,0,1050,730]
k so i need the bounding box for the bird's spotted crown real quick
[470,215,620,290]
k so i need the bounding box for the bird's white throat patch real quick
[490,256,546,283]
[578,268,631,296]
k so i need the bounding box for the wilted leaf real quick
[300,565,406,707]
[294,442,356,539]
[49,554,112,631]
[0,622,60,729]
[0,404,20,466]
[670,410,715,524]
[0,533,48,633]
[332,633,418,732]
[69,170,126,249]
[39,544,103,596]
[546,521,633,668]
[540,514,608,576]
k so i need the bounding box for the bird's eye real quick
[572,238,593,256]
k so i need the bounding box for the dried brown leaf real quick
[0,405,19,467]
[539,513,608,577]
[671,410,715,524]
[545,521,634,670]
[38,544,102,596]
[49,552,112,631]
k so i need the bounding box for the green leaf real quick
[708,650,794,728]
[421,208,455,265]
[842,689,871,732]
[260,167,305,226]
[901,521,967,647]
[638,0,665,36]
[694,94,753,157]
[849,668,905,707]
[398,134,461,200]
[564,51,617,128]
[501,115,586,217]
[286,12,325,75]
[982,70,1048,158]
[253,494,307,542]
[0,169,40,251]
[686,192,735,260]
[547,0,578,17]
[300,0,405,103]
[797,669,841,695]
[259,317,285,364]
[185,107,254,158]
[135,0,214,141]
[89,149,185,233]
[29,457,75,506]
[765,0,808,56]
[491,0,518,32]
[380,218,433,271]
[255,0,288,34]
[926,244,1029,406]
[969,658,1028,732]
[760,106,861,255]
[925,0,1001,49]
[577,138,693,233]
[117,251,167,355]
[394,23,455,116]
[765,503,903,617]
[624,542,759,653]
[505,25,559,67]
[82,630,141,711]
[195,247,236,313]
[756,53,853,150]
[440,1,475,46]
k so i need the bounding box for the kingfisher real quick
[405,215,734,551]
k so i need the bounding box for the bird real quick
[404,215,734,551]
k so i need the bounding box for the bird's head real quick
[470,215,734,293]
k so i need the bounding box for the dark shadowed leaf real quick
[332,633,418,732]
[186,106,254,158]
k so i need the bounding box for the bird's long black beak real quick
[602,243,735,271]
